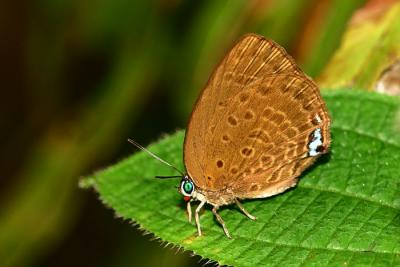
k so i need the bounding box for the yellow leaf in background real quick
[317,2,400,92]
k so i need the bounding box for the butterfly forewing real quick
[184,34,330,198]
[184,34,302,183]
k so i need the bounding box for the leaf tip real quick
[78,177,97,189]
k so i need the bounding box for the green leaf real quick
[83,90,400,266]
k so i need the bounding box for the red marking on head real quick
[183,196,191,202]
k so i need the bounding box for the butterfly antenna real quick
[155,175,183,179]
[127,138,185,177]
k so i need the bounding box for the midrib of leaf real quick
[333,127,400,150]
[299,183,398,211]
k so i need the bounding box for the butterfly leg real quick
[195,200,206,236]
[186,201,192,223]
[212,206,231,239]
[235,199,256,220]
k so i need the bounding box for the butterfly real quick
[130,33,330,238]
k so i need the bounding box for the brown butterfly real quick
[130,33,330,238]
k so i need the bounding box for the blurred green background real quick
[1,0,397,266]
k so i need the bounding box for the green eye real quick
[180,179,194,196]
[184,181,193,193]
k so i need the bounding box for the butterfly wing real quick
[184,34,330,197]
[227,75,330,199]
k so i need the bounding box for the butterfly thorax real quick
[193,182,237,206]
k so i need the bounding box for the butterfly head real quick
[179,175,195,201]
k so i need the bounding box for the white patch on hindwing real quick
[308,128,322,156]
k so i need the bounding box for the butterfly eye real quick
[180,179,194,196]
